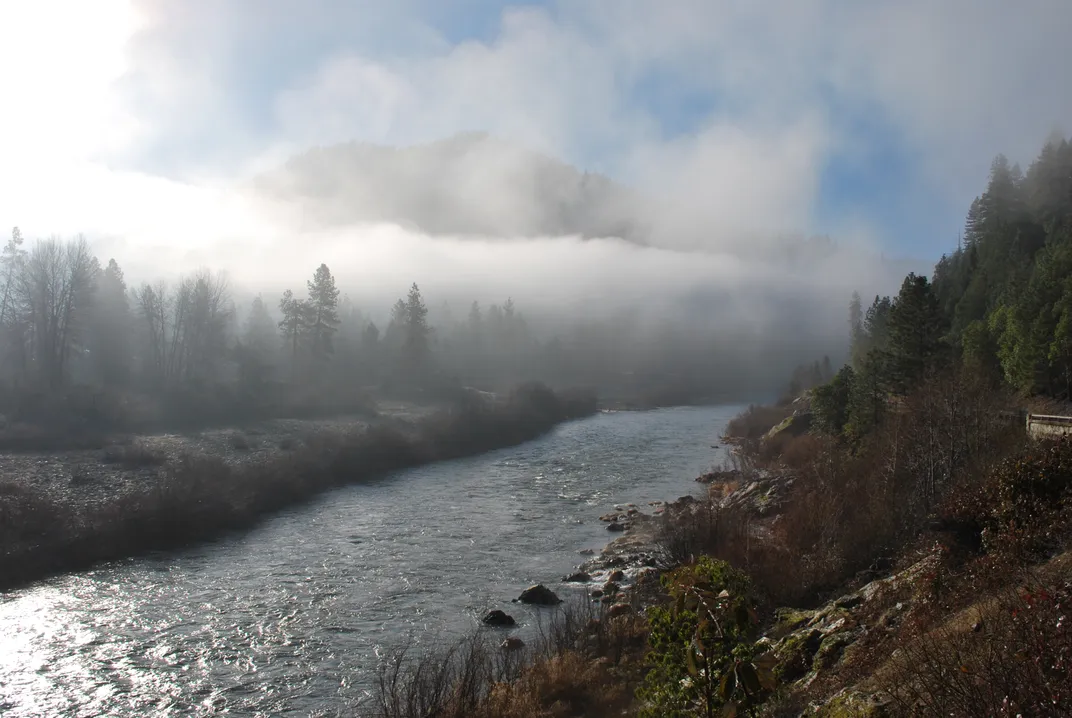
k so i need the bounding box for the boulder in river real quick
[607,603,632,618]
[500,637,525,651]
[563,571,591,583]
[608,569,625,582]
[517,584,562,605]
[606,521,626,532]
[482,609,517,627]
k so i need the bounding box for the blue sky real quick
[1,0,1069,264]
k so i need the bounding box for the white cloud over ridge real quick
[0,0,1067,345]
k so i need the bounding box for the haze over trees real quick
[0,225,853,440]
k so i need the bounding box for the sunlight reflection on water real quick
[0,405,738,716]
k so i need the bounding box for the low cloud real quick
[1,0,1066,375]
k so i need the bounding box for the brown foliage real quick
[667,371,1026,609]
[361,597,648,718]
[882,574,1072,716]
[725,404,792,442]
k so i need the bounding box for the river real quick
[0,405,740,717]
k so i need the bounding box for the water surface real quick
[0,405,739,716]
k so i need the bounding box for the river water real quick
[0,405,739,717]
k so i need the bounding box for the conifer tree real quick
[306,263,340,359]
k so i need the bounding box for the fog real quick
[1,0,1067,414]
[74,131,923,400]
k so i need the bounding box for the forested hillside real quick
[813,134,1072,446]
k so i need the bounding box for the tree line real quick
[812,132,1072,437]
[0,232,548,432]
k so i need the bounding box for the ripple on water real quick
[0,405,740,716]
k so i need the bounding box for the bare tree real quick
[133,270,231,388]
[19,236,97,387]
[133,280,172,387]
[0,227,28,375]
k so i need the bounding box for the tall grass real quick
[360,595,647,718]
[0,383,597,590]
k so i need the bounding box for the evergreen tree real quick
[278,289,307,362]
[87,258,131,386]
[245,295,277,355]
[812,365,854,435]
[306,263,340,359]
[846,352,888,439]
[849,291,865,368]
[886,274,944,393]
[403,283,430,370]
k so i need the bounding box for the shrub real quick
[882,575,1072,716]
[725,405,792,442]
[228,432,252,451]
[637,557,776,718]
[362,597,645,718]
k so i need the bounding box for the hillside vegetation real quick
[357,134,1072,717]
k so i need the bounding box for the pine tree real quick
[403,283,430,370]
[88,258,131,385]
[849,291,864,368]
[887,274,944,393]
[306,263,340,359]
[278,289,308,362]
[245,295,277,355]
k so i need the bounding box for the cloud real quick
[1,0,1067,334]
[88,0,1070,252]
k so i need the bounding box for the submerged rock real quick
[516,584,562,605]
[500,637,525,651]
[482,610,516,627]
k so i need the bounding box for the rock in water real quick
[500,637,525,651]
[563,571,591,583]
[517,584,562,605]
[482,610,517,627]
[606,521,626,532]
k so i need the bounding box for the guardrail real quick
[1026,413,1072,438]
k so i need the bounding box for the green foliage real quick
[637,557,775,718]
[812,365,854,436]
[929,135,1072,399]
[886,273,945,393]
[960,318,1001,380]
[842,349,889,441]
